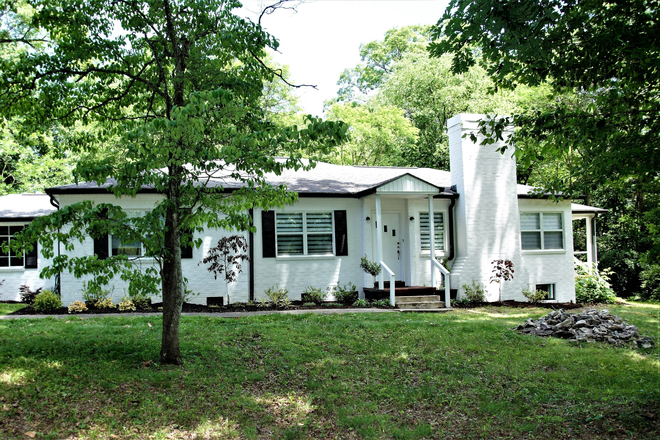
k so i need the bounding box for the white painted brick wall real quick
[447,114,576,302]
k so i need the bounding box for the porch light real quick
[409,216,415,222]
[366,216,371,222]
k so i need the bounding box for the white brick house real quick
[0,114,605,306]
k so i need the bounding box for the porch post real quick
[375,194,384,290]
[592,216,599,268]
[428,194,436,289]
[585,216,594,273]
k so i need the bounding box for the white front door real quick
[375,212,402,280]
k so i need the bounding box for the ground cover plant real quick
[0,304,658,439]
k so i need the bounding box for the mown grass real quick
[0,304,658,439]
[0,303,26,315]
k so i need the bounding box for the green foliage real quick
[67,300,87,314]
[33,289,61,312]
[330,282,358,305]
[462,280,486,303]
[81,282,112,307]
[264,286,291,309]
[18,285,40,304]
[640,265,660,301]
[371,299,391,307]
[575,262,617,304]
[118,297,136,312]
[522,286,548,303]
[94,298,115,310]
[352,298,369,308]
[302,286,327,305]
[359,255,381,277]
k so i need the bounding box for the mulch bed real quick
[2,300,394,316]
[452,300,584,309]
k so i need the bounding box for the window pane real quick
[112,236,142,256]
[307,234,333,254]
[10,256,23,266]
[521,231,542,250]
[9,225,24,235]
[544,231,564,249]
[276,213,303,233]
[306,213,332,232]
[543,213,562,230]
[0,257,7,267]
[0,237,8,257]
[420,212,444,251]
[277,234,303,255]
[520,213,540,230]
[0,226,8,235]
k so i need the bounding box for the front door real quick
[377,213,402,280]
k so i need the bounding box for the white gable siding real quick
[376,175,439,195]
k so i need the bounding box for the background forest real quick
[1,9,658,301]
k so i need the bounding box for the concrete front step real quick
[396,301,446,309]
[395,295,441,304]
[399,308,453,313]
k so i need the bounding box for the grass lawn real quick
[0,303,26,315]
[0,304,658,439]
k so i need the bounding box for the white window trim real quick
[536,283,556,301]
[109,210,152,259]
[520,211,566,253]
[417,209,448,258]
[0,222,30,270]
[274,211,336,257]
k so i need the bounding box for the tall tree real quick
[0,0,347,364]
[430,0,660,263]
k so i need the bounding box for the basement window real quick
[535,284,556,300]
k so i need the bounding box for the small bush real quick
[68,301,88,314]
[33,290,61,312]
[372,299,391,307]
[360,256,381,277]
[522,286,548,303]
[302,302,317,307]
[462,280,486,302]
[264,286,290,308]
[95,298,115,309]
[19,285,42,304]
[331,282,358,305]
[640,264,660,301]
[575,262,616,304]
[352,298,369,307]
[81,282,112,307]
[302,286,327,304]
[118,297,136,312]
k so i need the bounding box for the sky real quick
[238,0,450,117]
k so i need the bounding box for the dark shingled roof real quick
[0,194,57,219]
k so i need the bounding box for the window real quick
[520,213,564,250]
[536,284,556,300]
[0,225,37,269]
[111,210,144,257]
[275,212,334,256]
[420,212,444,252]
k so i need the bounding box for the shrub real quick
[462,280,486,302]
[33,290,62,312]
[575,262,616,304]
[81,282,112,307]
[118,297,136,312]
[522,286,548,303]
[264,286,290,308]
[302,286,327,304]
[640,264,660,301]
[95,298,115,309]
[371,299,391,307]
[19,285,42,304]
[68,301,88,313]
[302,302,316,307]
[331,282,357,305]
[352,298,369,307]
[360,256,381,277]
[131,296,151,310]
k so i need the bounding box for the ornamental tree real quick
[0,0,347,364]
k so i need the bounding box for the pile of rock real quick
[516,308,655,348]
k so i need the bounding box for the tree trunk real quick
[160,185,184,365]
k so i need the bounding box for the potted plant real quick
[360,255,381,287]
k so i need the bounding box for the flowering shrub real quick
[68,301,88,313]
[118,297,136,312]
[95,298,115,309]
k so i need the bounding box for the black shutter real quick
[262,210,276,258]
[181,228,193,259]
[25,241,38,269]
[334,210,348,256]
[94,235,109,260]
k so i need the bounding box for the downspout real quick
[49,194,61,296]
[248,207,254,302]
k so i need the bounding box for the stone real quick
[637,336,655,349]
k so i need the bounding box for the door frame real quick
[371,210,404,281]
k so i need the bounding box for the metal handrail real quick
[380,261,396,307]
[431,258,451,308]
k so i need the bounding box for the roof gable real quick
[375,174,440,195]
